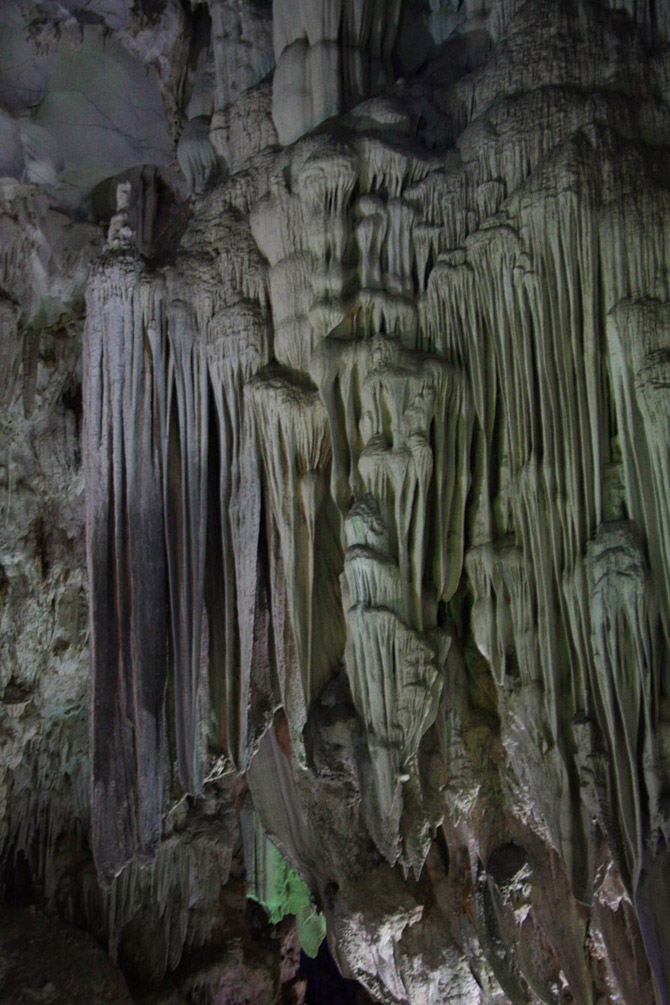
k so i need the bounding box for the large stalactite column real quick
[84,186,169,884]
[164,296,209,796]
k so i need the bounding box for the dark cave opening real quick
[300,941,372,1005]
[2,846,35,907]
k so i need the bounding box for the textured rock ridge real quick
[2,0,670,1002]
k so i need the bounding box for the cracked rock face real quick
[2,1,670,1002]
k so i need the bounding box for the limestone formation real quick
[2,1,670,1002]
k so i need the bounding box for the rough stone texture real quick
[0,904,132,1004]
[2,1,670,1003]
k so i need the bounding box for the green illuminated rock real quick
[242,802,326,958]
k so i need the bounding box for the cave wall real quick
[2,1,670,1002]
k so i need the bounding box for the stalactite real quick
[23,1,670,999]
[164,297,210,795]
[248,367,344,735]
[84,234,168,883]
[205,302,270,766]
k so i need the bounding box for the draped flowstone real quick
[84,246,168,884]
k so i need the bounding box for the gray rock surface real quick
[2,1,670,1003]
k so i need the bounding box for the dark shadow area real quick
[2,846,35,906]
[301,941,372,1004]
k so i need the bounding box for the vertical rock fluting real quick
[84,223,168,883]
[164,295,209,795]
[68,0,670,1001]
[206,298,270,765]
